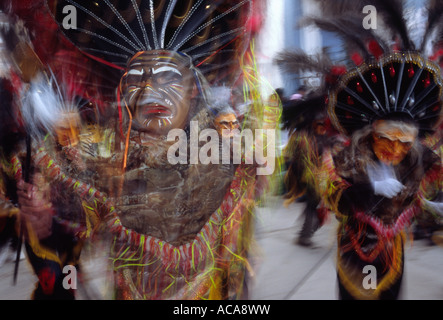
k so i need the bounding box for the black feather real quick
[421,0,443,52]
[274,49,332,77]
[300,15,385,60]
[313,0,413,51]
[366,0,413,50]
[282,93,327,133]
[313,0,364,16]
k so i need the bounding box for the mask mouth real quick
[134,96,175,123]
[140,103,173,118]
[379,153,402,164]
[132,100,175,134]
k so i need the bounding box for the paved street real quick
[251,196,443,300]
[1,195,443,300]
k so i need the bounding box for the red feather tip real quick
[325,65,347,85]
[367,40,384,59]
[351,52,364,66]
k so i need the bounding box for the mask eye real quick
[401,141,413,148]
[155,71,182,85]
[376,135,389,142]
[124,69,145,87]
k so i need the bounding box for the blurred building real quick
[256,0,338,98]
[256,0,428,98]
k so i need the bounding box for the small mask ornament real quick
[54,111,82,147]
[214,112,240,138]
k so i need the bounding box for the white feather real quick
[20,72,78,139]
[208,85,233,113]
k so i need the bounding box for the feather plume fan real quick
[20,72,85,140]
[299,15,390,60]
[276,0,443,137]
[421,0,443,54]
[312,0,443,55]
[276,0,443,90]
[369,0,413,50]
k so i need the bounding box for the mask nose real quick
[140,85,163,101]
[391,140,401,149]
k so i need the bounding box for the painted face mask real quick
[214,112,240,137]
[54,111,82,147]
[120,50,196,138]
[313,120,327,136]
[371,120,418,165]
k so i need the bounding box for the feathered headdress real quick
[45,0,254,86]
[276,0,443,138]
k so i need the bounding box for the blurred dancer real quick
[327,112,442,299]
[281,93,336,246]
[275,0,443,299]
[0,6,107,298]
[0,62,24,270]
[317,1,443,300]
[6,0,275,300]
[16,76,90,300]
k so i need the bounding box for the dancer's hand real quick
[17,174,54,240]
[373,178,405,198]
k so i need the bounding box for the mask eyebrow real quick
[375,131,415,143]
[127,69,144,76]
[153,66,182,76]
